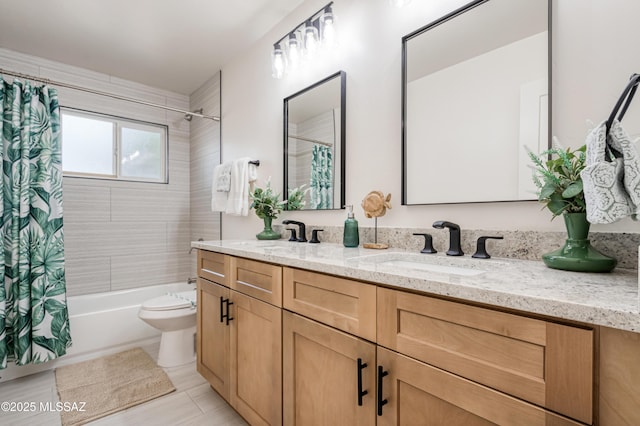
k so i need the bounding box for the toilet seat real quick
[141,291,196,311]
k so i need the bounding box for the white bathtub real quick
[0,282,194,383]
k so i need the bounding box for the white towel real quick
[215,162,232,192]
[225,158,258,216]
[211,163,229,212]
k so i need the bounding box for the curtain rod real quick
[288,134,333,147]
[0,68,221,122]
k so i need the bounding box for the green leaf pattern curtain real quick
[310,144,333,209]
[0,77,71,369]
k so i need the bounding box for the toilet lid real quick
[142,293,193,311]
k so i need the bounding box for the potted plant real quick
[250,179,286,240]
[529,143,616,272]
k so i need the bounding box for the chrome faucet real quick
[432,221,464,256]
[282,220,307,242]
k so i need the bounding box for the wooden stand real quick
[364,217,388,250]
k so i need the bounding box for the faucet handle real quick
[309,229,324,244]
[472,236,504,259]
[413,233,437,254]
[286,228,298,242]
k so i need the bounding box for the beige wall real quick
[220,0,640,238]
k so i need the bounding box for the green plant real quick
[528,142,587,219]
[287,184,310,211]
[250,179,287,219]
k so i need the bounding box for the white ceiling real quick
[0,0,304,95]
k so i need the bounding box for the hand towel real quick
[211,163,229,212]
[608,120,640,216]
[215,161,232,192]
[225,158,258,216]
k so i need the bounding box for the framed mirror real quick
[284,71,346,210]
[402,0,550,205]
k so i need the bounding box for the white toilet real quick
[138,290,197,367]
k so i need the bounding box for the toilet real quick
[138,290,197,367]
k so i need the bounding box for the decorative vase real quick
[542,212,617,272]
[256,216,281,240]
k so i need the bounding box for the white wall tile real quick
[110,189,189,223]
[110,252,191,290]
[62,184,111,223]
[64,256,111,296]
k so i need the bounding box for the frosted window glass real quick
[62,114,114,175]
[120,127,164,180]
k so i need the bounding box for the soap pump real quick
[343,205,360,248]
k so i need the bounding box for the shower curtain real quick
[310,144,333,209]
[0,77,71,369]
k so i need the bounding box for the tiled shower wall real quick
[0,48,198,297]
[189,72,222,273]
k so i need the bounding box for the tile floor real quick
[0,342,247,426]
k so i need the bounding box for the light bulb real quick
[304,19,319,59]
[288,33,301,71]
[321,6,336,48]
[271,44,286,79]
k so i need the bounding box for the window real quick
[61,108,168,183]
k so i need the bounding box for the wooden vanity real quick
[195,246,640,425]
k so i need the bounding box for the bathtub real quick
[0,282,194,383]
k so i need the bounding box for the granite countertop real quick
[191,239,640,333]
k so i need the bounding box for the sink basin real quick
[378,259,487,276]
[353,252,509,277]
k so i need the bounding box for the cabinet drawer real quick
[283,267,376,341]
[229,257,282,307]
[377,347,583,426]
[377,287,593,424]
[197,250,228,285]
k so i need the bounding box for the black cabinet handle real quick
[357,358,368,406]
[225,299,234,325]
[220,297,234,325]
[377,366,388,416]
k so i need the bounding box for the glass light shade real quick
[321,8,336,48]
[287,33,301,71]
[304,20,319,58]
[271,44,286,79]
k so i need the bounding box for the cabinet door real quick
[599,326,640,426]
[377,287,593,424]
[196,278,230,400]
[229,290,282,426]
[283,311,376,426]
[377,347,582,426]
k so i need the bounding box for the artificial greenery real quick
[528,143,587,219]
[287,184,310,211]
[250,180,287,219]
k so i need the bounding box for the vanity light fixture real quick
[271,2,336,79]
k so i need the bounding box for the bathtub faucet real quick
[187,277,197,285]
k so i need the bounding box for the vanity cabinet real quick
[197,251,602,425]
[196,251,282,426]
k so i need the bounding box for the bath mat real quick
[55,347,175,425]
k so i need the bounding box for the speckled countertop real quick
[191,240,640,333]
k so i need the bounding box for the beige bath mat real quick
[55,347,175,425]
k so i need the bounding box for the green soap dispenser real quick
[343,205,359,247]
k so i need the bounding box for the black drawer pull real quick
[377,365,388,416]
[357,358,368,406]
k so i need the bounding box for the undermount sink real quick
[378,259,487,276]
[354,253,509,277]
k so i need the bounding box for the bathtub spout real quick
[187,277,197,285]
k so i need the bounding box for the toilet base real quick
[157,325,196,368]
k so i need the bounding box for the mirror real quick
[402,0,550,205]
[284,71,346,210]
